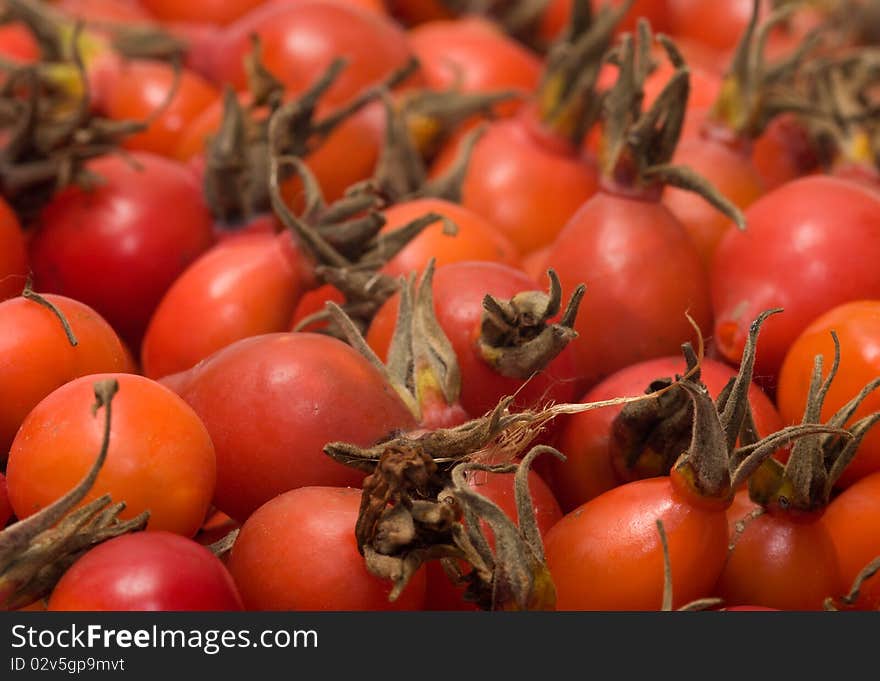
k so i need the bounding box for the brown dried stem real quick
[21,274,77,347]
[0,379,150,610]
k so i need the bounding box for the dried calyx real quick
[395,82,521,161]
[324,331,712,608]
[270,154,453,338]
[0,379,149,611]
[0,25,152,219]
[324,365,696,474]
[324,259,468,428]
[434,0,554,51]
[2,0,186,63]
[536,0,634,147]
[356,84,517,207]
[747,332,880,516]
[478,269,585,379]
[670,309,851,505]
[705,0,823,146]
[320,259,586,422]
[609,342,701,484]
[353,442,563,610]
[599,21,745,228]
[206,38,418,226]
[804,51,880,177]
[828,0,880,47]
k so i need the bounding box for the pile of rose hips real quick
[1,0,880,612]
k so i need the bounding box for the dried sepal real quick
[207,48,415,225]
[270,155,450,337]
[598,21,746,227]
[0,379,150,610]
[326,396,527,474]
[399,83,521,158]
[672,309,850,501]
[355,442,562,610]
[445,449,561,611]
[537,0,635,146]
[729,422,852,492]
[327,371,698,480]
[642,164,746,230]
[718,309,783,452]
[207,529,240,561]
[747,331,880,512]
[320,259,463,423]
[355,443,463,601]
[0,24,147,218]
[478,269,585,380]
[609,342,701,482]
[366,88,497,205]
[708,0,824,140]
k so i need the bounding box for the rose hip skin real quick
[712,176,880,382]
[229,486,427,611]
[165,333,417,522]
[48,532,244,611]
[367,261,580,418]
[546,192,712,391]
[28,153,216,351]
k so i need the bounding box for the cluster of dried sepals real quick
[328,305,880,610]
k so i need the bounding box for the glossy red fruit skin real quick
[711,176,880,382]
[0,23,39,63]
[666,0,756,52]
[367,261,580,418]
[139,0,264,26]
[408,17,541,112]
[165,333,417,523]
[714,509,843,611]
[544,477,729,611]
[0,294,134,458]
[141,231,309,380]
[28,153,216,352]
[210,0,416,103]
[379,198,520,278]
[48,532,244,612]
[751,114,822,191]
[7,372,217,538]
[824,472,880,610]
[546,191,712,392]
[432,110,599,256]
[663,136,765,269]
[228,486,428,611]
[289,283,346,333]
[541,356,783,513]
[98,61,219,158]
